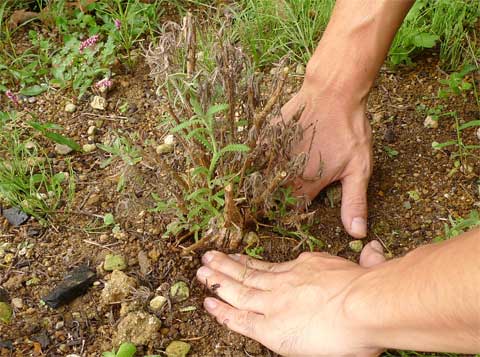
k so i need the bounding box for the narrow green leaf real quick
[219,144,250,155]
[20,84,48,96]
[432,140,457,150]
[44,132,81,151]
[171,119,202,133]
[458,120,480,131]
[207,103,229,116]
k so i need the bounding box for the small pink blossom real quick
[79,34,100,53]
[95,78,113,90]
[5,90,19,105]
[114,19,122,30]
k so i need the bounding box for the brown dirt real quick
[0,46,479,357]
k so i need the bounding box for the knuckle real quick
[235,310,256,336]
[297,252,313,261]
[236,287,255,307]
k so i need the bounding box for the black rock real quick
[0,287,9,303]
[2,207,30,227]
[384,127,396,143]
[27,227,43,237]
[42,265,96,309]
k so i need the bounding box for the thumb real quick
[341,174,369,238]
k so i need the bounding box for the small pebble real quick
[165,340,191,357]
[64,103,77,113]
[149,296,167,312]
[164,134,176,146]
[87,126,96,136]
[476,128,480,141]
[90,96,106,111]
[55,321,64,330]
[104,254,127,271]
[170,281,189,303]
[28,97,37,104]
[348,240,364,253]
[423,116,438,129]
[82,144,96,153]
[11,298,23,309]
[55,144,73,155]
[295,63,305,75]
[156,143,174,154]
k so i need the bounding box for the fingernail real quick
[370,240,384,254]
[351,217,367,237]
[228,253,241,261]
[197,266,213,279]
[204,298,218,311]
[202,251,214,264]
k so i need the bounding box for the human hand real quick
[281,72,373,239]
[196,241,386,357]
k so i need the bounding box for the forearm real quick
[348,230,480,353]
[306,0,414,101]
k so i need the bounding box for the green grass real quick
[0,0,160,96]
[234,0,335,67]
[0,111,74,222]
[391,0,480,69]
[234,0,479,69]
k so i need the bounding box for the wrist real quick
[343,237,480,353]
[305,49,374,104]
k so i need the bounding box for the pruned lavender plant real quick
[145,14,315,252]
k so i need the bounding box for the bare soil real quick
[1,43,479,357]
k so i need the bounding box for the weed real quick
[96,0,160,68]
[28,121,81,151]
[50,33,116,97]
[98,135,143,192]
[434,210,480,242]
[437,64,477,98]
[102,342,136,357]
[235,0,334,67]
[391,0,480,69]
[146,16,311,252]
[384,146,399,159]
[0,111,73,221]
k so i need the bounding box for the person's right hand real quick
[281,71,373,238]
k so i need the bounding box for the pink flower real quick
[114,19,121,30]
[95,78,113,90]
[79,34,100,53]
[5,90,19,105]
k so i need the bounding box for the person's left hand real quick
[196,241,386,356]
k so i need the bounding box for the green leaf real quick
[190,97,203,116]
[20,84,48,96]
[412,33,439,48]
[458,120,480,131]
[207,103,229,116]
[103,213,115,226]
[28,121,81,151]
[101,352,116,357]
[190,166,209,178]
[44,132,81,151]
[432,140,457,150]
[186,188,210,201]
[219,144,250,155]
[116,342,136,357]
[171,119,202,133]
